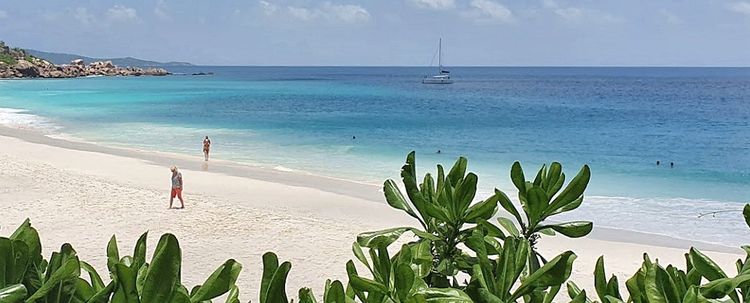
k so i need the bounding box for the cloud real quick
[106,5,139,23]
[154,0,171,21]
[261,1,370,23]
[728,1,750,17]
[659,9,683,25]
[0,10,7,19]
[466,0,514,23]
[259,1,279,16]
[69,7,95,25]
[410,0,456,10]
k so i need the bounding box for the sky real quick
[0,0,749,66]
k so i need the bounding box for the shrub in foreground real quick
[0,151,747,303]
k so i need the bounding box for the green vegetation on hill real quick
[0,151,748,303]
[0,53,17,65]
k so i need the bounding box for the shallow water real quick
[0,66,748,246]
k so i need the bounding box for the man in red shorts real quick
[169,166,185,209]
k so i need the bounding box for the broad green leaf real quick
[384,180,419,220]
[106,235,120,275]
[744,204,750,229]
[689,248,728,281]
[418,287,474,302]
[261,252,280,303]
[298,288,316,303]
[545,221,593,238]
[0,284,27,303]
[80,261,105,292]
[594,256,607,301]
[25,256,81,302]
[395,264,415,301]
[496,189,524,225]
[511,251,577,300]
[132,232,148,272]
[464,195,498,223]
[141,234,182,303]
[189,259,242,302]
[324,281,345,303]
[526,187,550,226]
[497,217,520,237]
[510,162,526,194]
[547,165,590,215]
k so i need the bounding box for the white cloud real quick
[0,10,7,19]
[259,1,279,16]
[262,1,370,23]
[322,3,371,23]
[287,6,315,21]
[106,5,139,23]
[410,0,456,10]
[550,6,621,23]
[70,7,95,25]
[467,0,514,23]
[154,0,171,21]
[659,9,683,25]
[728,1,750,17]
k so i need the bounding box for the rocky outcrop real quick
[0,42,170,79]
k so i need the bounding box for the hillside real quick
[25,49,192,67]
[0,41,170,78]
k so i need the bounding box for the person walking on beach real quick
[169,166,184,209]
[202,136,211,161]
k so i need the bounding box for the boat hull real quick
[422,78,453,84]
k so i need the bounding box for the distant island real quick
[0,41,177,78]
[25,49,192,67]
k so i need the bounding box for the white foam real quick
[0,108,60,132]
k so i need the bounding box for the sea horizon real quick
[1,65,748,247]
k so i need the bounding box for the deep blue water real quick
[0,66,748,245]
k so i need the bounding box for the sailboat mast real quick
[438,38,442,72]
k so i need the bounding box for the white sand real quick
[0,129,743,301]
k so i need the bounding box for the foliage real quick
[0,53,17,65]
[2,151,748,303]
[568,204,750,303]
[0,220,241,303]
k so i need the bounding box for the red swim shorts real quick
[171,188,182,198]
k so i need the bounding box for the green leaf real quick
[447,156,468,186]
[190,259,242,302]
[465,195,499,223]
[547,165,590,216]
[594,256,607,301]
[544,221,593,238]
[106,235,120,275]
[298,288,316,303]
[141,234,182,303]
[510,162,526,195]
[384,180,420,220]
[689,248,728,281]
[348,274,387,295]
[0,284,27,303]
[80,261,105,292]
[511,251,577,300]
[744,204,750,229]
[417,287,474,302]
[497,217,520,237]
[324,281,345,303]
[356,227,436,249]
[496,189,524,225]
[132,232,148,272]
[526,187,550,226]
[25,256,81,302]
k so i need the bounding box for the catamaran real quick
[422,38,453,84]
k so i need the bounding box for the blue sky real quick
[1,0,749,66]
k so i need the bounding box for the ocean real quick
[0,66,748,246]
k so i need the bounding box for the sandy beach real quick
[0,126,743,301]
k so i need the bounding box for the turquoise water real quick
[0,67,748,246]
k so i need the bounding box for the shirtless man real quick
[203,136,211,161]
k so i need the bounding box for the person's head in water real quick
[205,136,209,140]
[437,150,441,154]
[352,136,356,139]
[656,160,660,166]
[670,162,674,168]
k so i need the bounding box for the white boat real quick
[422,38,453,84]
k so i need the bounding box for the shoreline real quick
[0,124,744,300]
[0,125,741,254]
